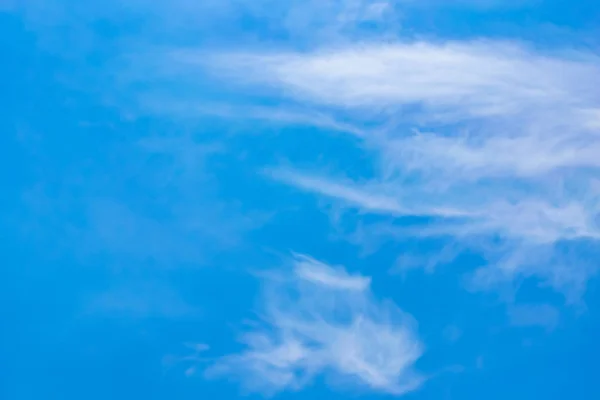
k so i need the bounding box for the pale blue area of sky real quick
[1,1,600,399]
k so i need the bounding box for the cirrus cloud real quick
[196,39,600,299]
[206,254,424,395]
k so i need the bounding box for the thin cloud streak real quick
[267,168,475,218]
[293,254,372,291]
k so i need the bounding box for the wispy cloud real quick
[201,39,600,299]
[266,168,408,215]
[293,254,372,291]
[208,41,600,120]
[266,168,474,218]
[206,254,424,395]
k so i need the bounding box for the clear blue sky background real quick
[2,1,600,399]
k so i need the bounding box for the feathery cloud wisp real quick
[206,255,424,395]
[200,40,600,298]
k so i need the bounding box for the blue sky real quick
[2,1,600,399]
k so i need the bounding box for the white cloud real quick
[267,168,475,218]
[206,254,424,395]
[267,170,599,242]
[267,168,408,215]
[200,40,600,298]
[209,42,600,119]
[293,254,372,291]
